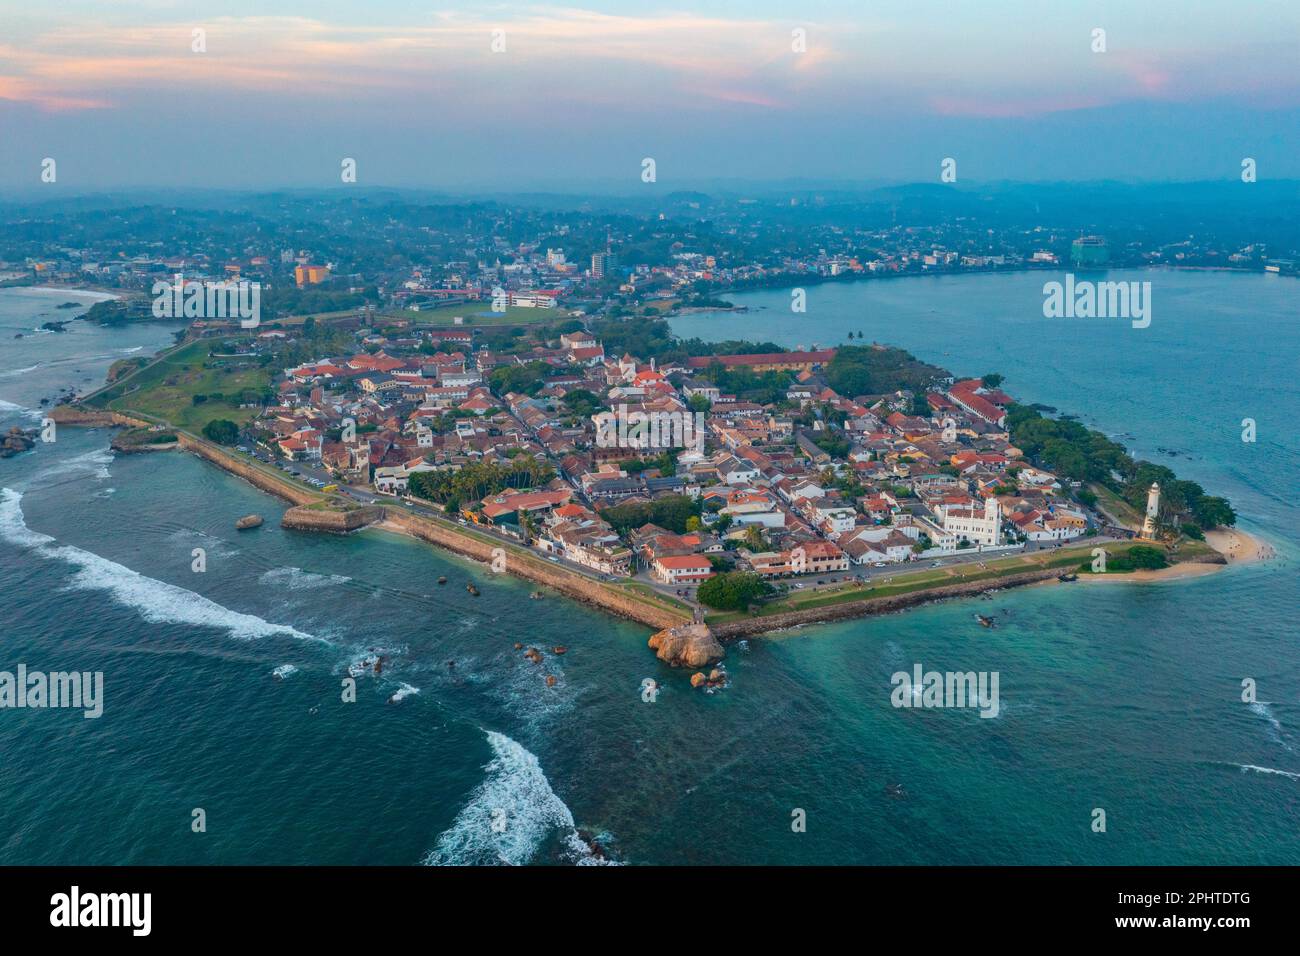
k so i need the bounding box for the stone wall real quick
[379,508,688,631]
[712,566,1071,639]
[282,505,384,533]
[174,434,320,506]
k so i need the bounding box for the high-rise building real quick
[1071,236,1109,270]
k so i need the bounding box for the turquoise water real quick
[1,277,1298,866]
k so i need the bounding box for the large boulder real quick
[648,623,723,668]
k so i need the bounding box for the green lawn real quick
[89,338,271,430]
[705,541,1161,624]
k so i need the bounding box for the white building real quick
[941,497,1003,547]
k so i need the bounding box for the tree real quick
[202,419,239,445]
[981,373,1004,389]
[697,571,773,611]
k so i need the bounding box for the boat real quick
[529,591,543,600]
[437,576,447,585]
[975,614,996,629]
[466,583,480,597]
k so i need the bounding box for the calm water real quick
[1,276,1298,866]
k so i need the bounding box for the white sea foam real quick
[388,682,420,703]
[272,664,299,680]
[261,566,352,590]
[1,488,320,642]
[34,447,114,481]
[1248,702,1293,751]
[1236,763,1300,780]
[422,730,618,866]
[0,364,41,379]
[0,398,43,422]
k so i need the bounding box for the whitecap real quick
[1248,701,1293,751]
[1236,763,1300,780]
[0,488,320,643]
[387,683,420,703]
[272,664,299,680]
[0,364,41,379]
[422,730,619,866]
[0,398,43,423]
[261,566,352,590]
[34,447,114,481]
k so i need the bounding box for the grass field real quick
[89,339,271,431]
[1089,482,1144,529]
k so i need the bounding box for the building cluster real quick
[254,317,1091,592]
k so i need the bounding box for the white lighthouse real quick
[1141,482,1160,538]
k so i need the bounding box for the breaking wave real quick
[1,488,320,642]
[422,730,618,866]
[1235,763,1300,780]
[1249,701,1293,751]
[261,566,352,590]
[0,398,43,422]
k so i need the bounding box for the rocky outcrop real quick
[648,622,724,668]
[235,514,264,530]
[1,427,36,458]
[281,505,382,533]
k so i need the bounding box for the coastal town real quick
[6,186,1245,633]
[77,298,1130,617]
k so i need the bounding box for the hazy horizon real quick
[2,1,1298,191]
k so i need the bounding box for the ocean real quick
[1,274,1297,865]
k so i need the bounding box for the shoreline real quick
[695,263,1281,306]
[1205,526,1274,565]
[49,404,1250,641]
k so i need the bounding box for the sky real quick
[0,1,1297,192]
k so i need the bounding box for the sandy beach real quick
[1205,527,1274,565]
[1078,561,1223,584]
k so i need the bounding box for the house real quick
[808,497,857,536]
[651,554,715,586]
[715,455,761,485]
[790,540,849,574]
[478,488,572,525]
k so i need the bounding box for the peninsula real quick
[50,297,1243,661]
